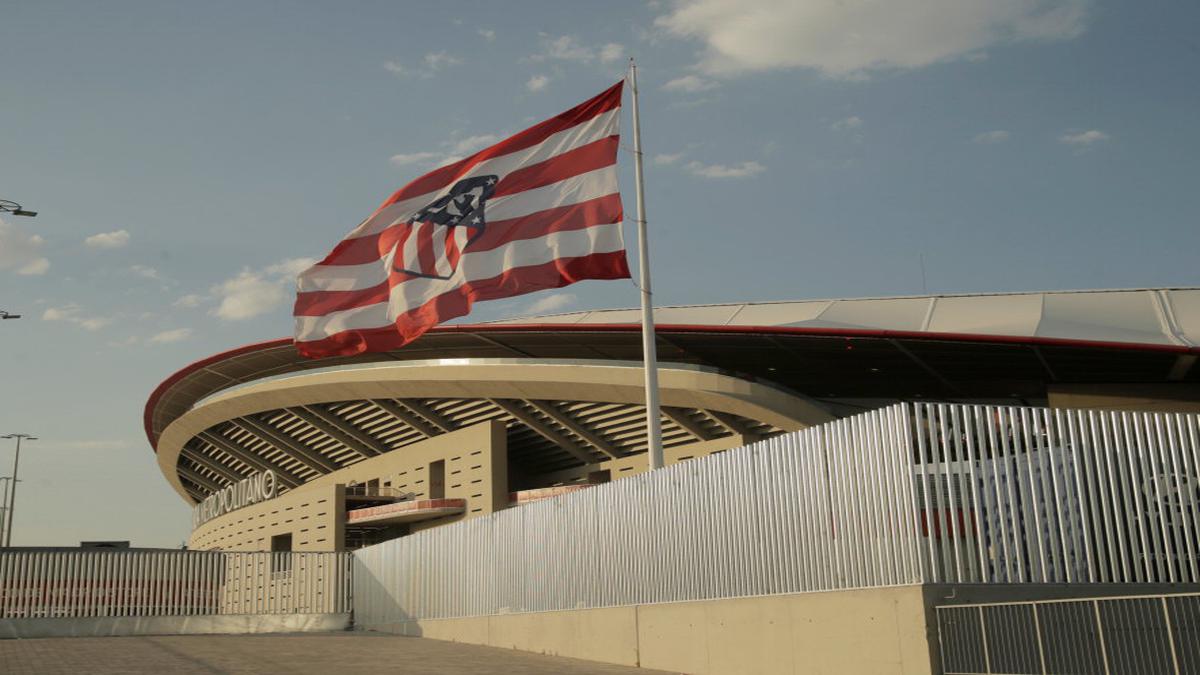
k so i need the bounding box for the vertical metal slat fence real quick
[0,550,351,619]
[353,402,1200,624]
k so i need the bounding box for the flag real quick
[293,81,630,358]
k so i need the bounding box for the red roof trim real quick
[144,323,1200,452]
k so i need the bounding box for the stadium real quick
[144,286,1200,553]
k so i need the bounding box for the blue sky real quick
[1,0,1197,547]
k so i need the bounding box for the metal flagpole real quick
[629,59,664,470]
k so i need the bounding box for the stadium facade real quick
[144,287,1200,553]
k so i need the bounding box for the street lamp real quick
[0,199,37,217]
[2,197,38,320]
[1,434,36,547]
[0,476,19,545]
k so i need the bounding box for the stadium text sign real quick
[192,470,277,530]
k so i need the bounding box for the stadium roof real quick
[147,287,1200,455]
[486,287,1200,347]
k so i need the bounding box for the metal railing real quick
[344,484,415,500]
[0,550,352,619]
[352,402,1200,623]
[937,593,1200,674]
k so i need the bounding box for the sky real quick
[1,0,1198,547]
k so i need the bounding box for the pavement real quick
[0,632,674,674]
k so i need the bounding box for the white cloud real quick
[684,160,766,179]
[598,43,626,63]
[444,134,499,162]
[173,293,204,308]
[525,292,578,315]
[129,264,161,280]
[383,52,464,79]
[390,151,441,166]
[526,74,550,92]
[84,229,130,249]
[0,218,49,275]
[423,51,463,71]
[449,135,498,155]
[654,153,684,165]
[16,257,49,275]
[478,28,496,41]
[831,115,863,131]
[213,272,286,321]
[148,327,192,344]
[42,306,74,321]
[211,257,315,321]
[973,130,1011,144]
[530,35,625,65]
[42,304,110,331]
[655,0,1088,79]
[662,74,718,93]
[265,257,317,278]
[534,35,594,62]
[1059,129,1109,146]
[393,133,502,169]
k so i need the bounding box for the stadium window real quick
[271,533,293,576]
[429,460,445,499]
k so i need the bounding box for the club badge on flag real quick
[293,81,630,358]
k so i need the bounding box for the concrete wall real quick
[189,420,506,551]
[190,483,344,552]
[363,585,934,675]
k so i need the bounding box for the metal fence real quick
[937,593,1200,674]
[0,550,352,619]
[352,402,1200,623]
[912,403,1200,585]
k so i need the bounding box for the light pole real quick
[0,476,9,543]
[0,476,18,545]
[2,434,36,547]
[2,198,37,321]
[0,199,37,217]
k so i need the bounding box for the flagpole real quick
[629,59,664,471]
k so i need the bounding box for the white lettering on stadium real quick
[192,470,277,530]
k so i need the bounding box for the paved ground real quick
[0,632,673,675]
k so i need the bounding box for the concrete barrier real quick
[0,612,350,639]
[362,585,934,674]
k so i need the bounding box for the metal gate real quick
[937,593,1200,674]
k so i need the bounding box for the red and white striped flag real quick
[293,82,630,358]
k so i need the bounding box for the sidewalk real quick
[0,632,673,675]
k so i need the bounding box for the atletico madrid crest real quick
[392,175,498,280]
